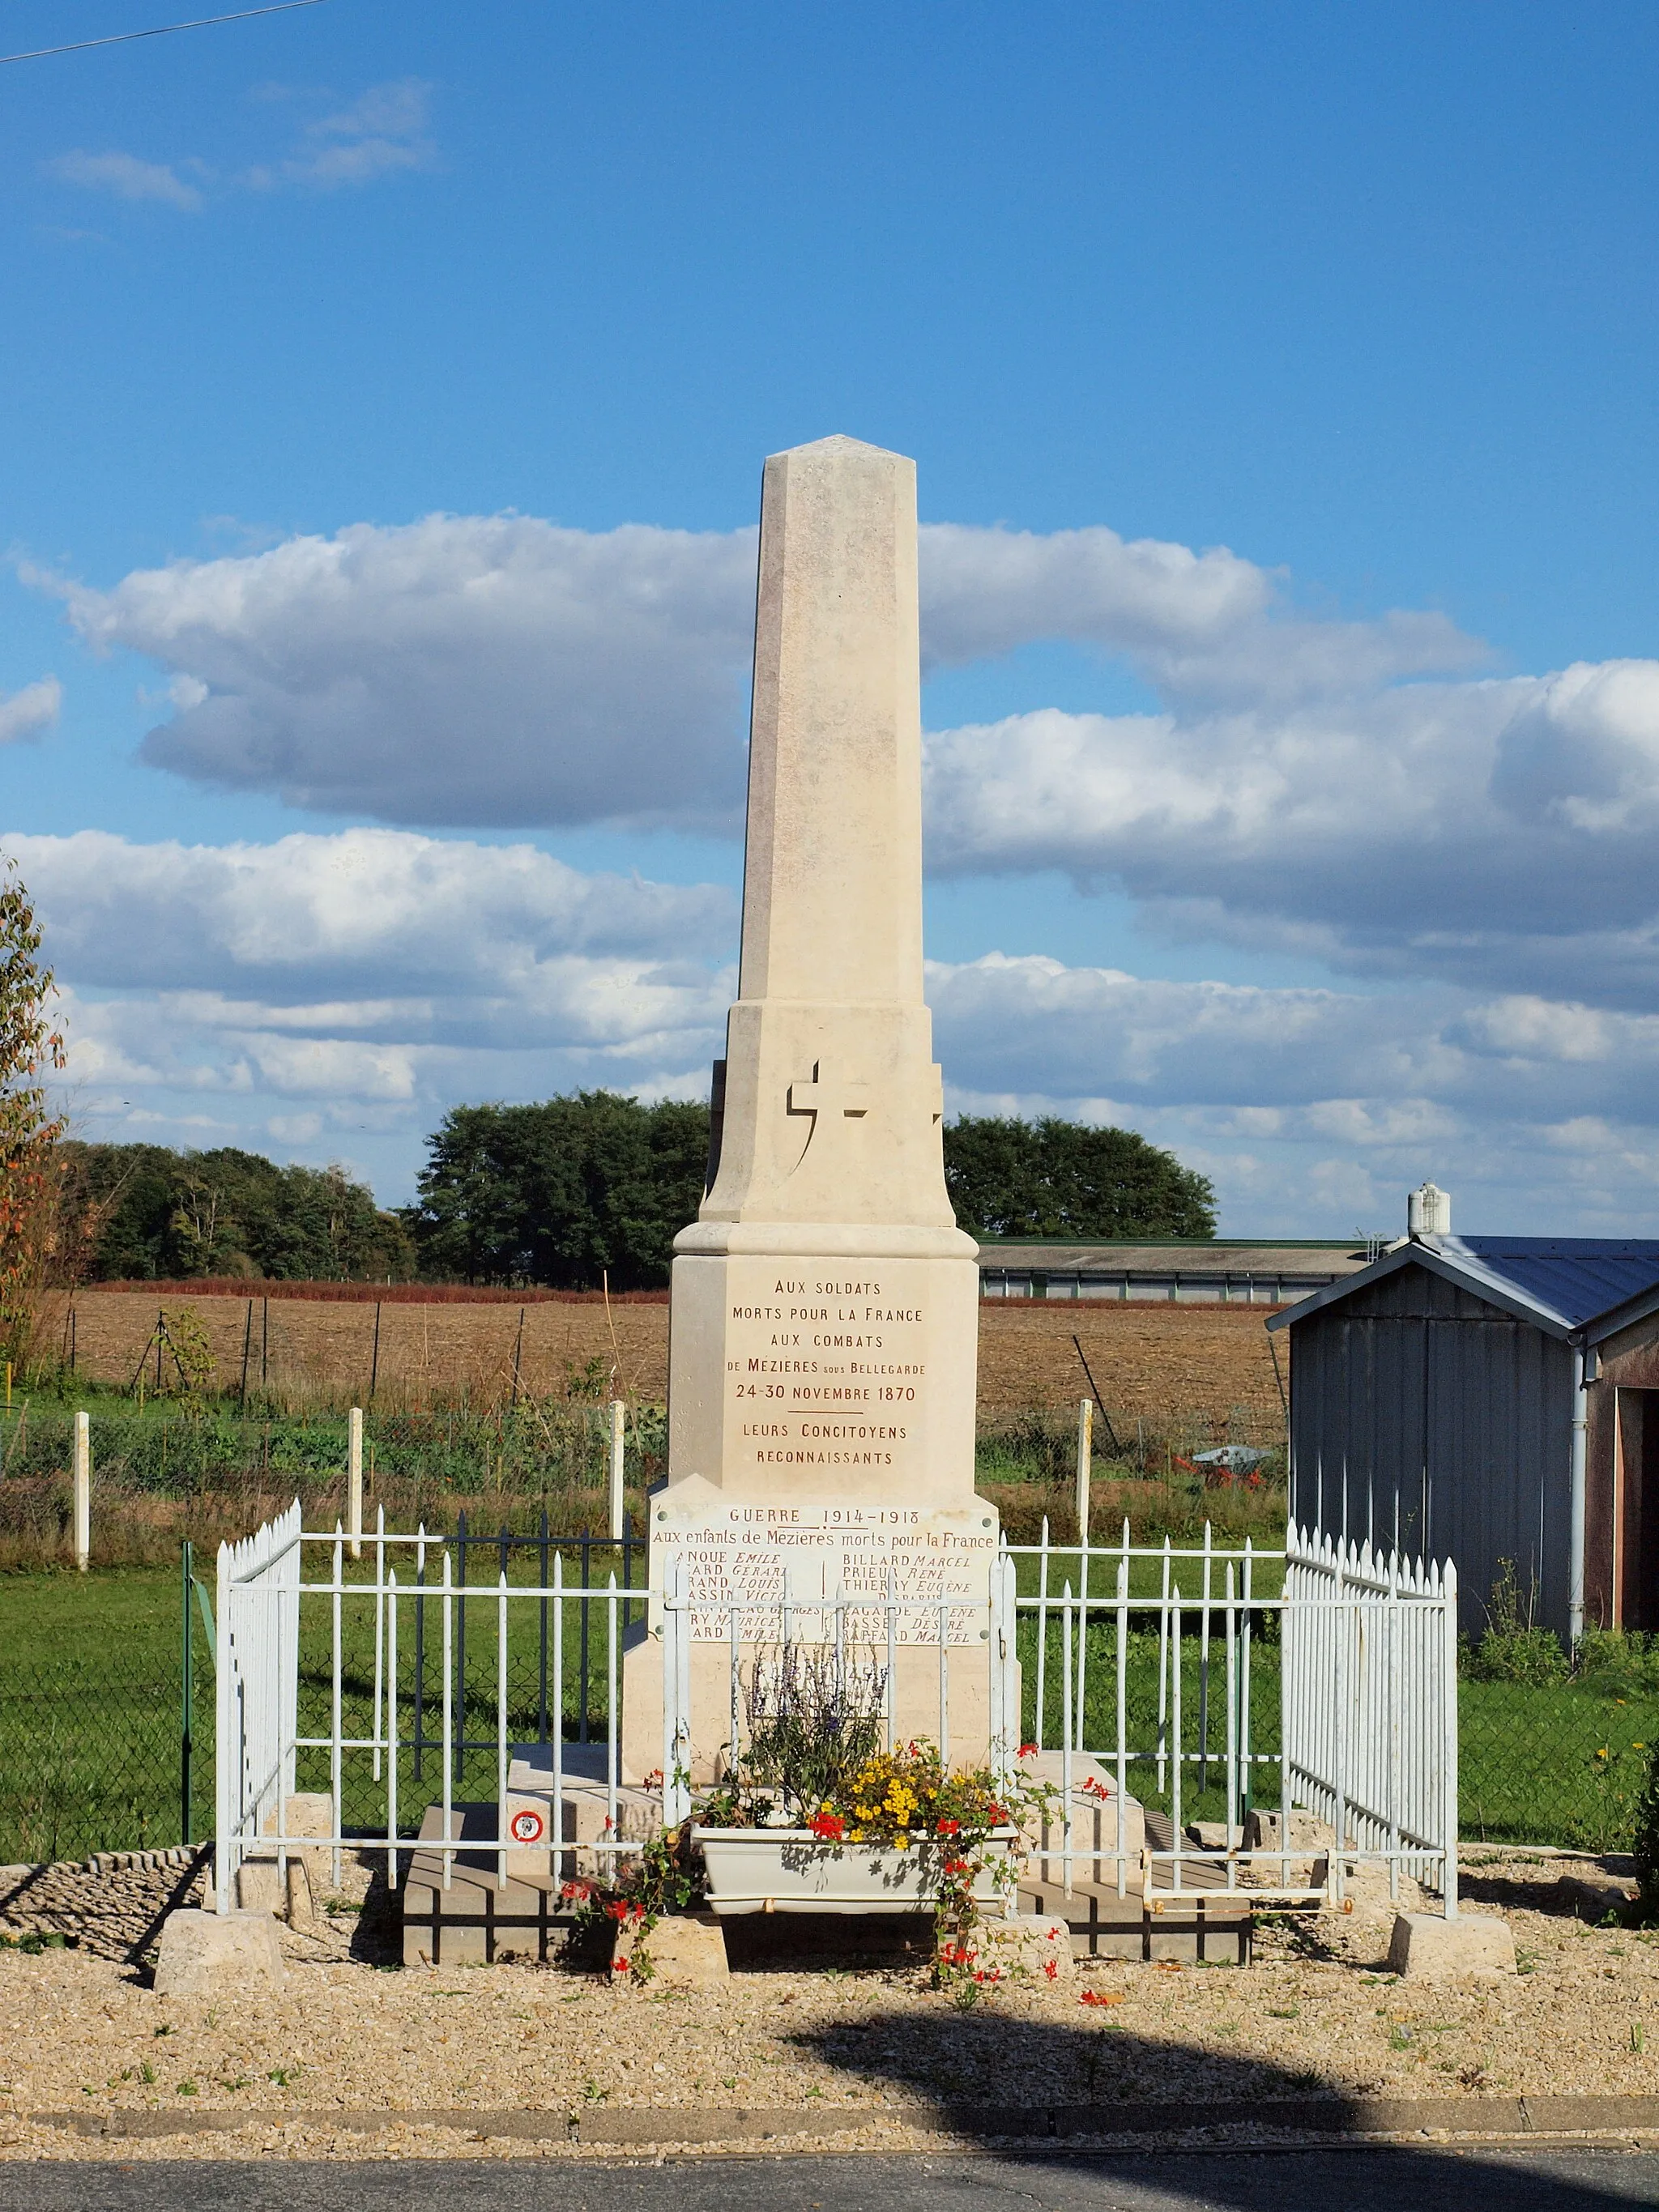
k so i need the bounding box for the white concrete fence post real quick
[73,1409,90,1572]
[1075,1396,1093,1545]
[608,1399,626,1541]
[348,1406,364,1562]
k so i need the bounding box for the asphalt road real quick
[2,2149,1657,2212]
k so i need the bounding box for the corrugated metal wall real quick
[1286,1265,1574,1637]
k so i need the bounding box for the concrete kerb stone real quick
[1388,1908,1516,1979]
[28,2091,1659,2147]
[150,1907,288,1997]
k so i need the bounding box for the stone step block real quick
[151,1909,286,1997]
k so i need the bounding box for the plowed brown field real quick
[47,1289,1286,1439]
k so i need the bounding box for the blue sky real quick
[4,2,1659,1234]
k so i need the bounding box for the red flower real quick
[942,1856,971,1877]
[1043,1958,1060,1980]
[808,1811,846,1841]
[1018,1743,1039,1757]
[612,1955,629,1974]
[936,1818,961,1837]
[986,1805,1006,1826]
[1080,1989,1124,2006]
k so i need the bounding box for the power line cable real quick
[1,0,331,66]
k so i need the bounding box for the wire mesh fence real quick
[0,1654,190,1864]
[1459,1675,1659,1852]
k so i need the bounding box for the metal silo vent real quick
[1407,1181,1451,1237]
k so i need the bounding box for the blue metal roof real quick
[1443,1237,1659,1328]
[1268,1233,1659,1336]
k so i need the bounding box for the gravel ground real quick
[0,1848,1655,2163]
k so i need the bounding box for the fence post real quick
[1075,1396,1093,1543]
[214,1537,231,1914]
[608,1400,626,1542]
[181,1539,194,1846]
[1443,1558,1460,1919]
[73,1411,90,1572]
[348,1407,364,1561]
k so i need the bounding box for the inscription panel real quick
[655,1501,996,1644]
[722,1255,931,1487]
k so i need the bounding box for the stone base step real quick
[1019,1809,1255,1963]
[1017,1874,1252,1963]
[401,1804,574,1967]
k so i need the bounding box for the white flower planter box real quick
[692,1825,1019,1918]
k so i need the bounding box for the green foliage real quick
[55,1142,416,1284]
[1461,1561,1569,1684]
[1576,1630,1659,1698]
[409,1091,710,1289]
[0,860,66,1367]
[1635,1745,1659,1914]
[942,1115,1216,1241]
[737,1643,889,1818]
[0,1392,667,1503]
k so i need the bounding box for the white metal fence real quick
[1282,1528,1458,1894]
[215,1502,301,1914]
[215,1505,1458,1920]
[213,1508,646,1912]
[1009,1519,1459,1912]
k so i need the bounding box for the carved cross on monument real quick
[787,1062,873,1122]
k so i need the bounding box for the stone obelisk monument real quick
[624,435,994,1781]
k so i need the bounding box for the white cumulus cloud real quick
[34,496,1659,1016]
[42,519,761,829]
[0,677,62,745]
[15,825,1659,1229]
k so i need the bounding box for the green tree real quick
[0,861,66,1366]
[411,1091,710,1289]
[56,1142,416,1282]
[942,1115,1215,1241]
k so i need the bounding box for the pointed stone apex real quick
[767,431,911,466]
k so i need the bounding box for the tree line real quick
[54,1141,417,1285]
[51,1093,1213,1290]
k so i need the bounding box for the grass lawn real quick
[0,1566,188,1864]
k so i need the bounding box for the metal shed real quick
[1269,1233,1659,1639]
